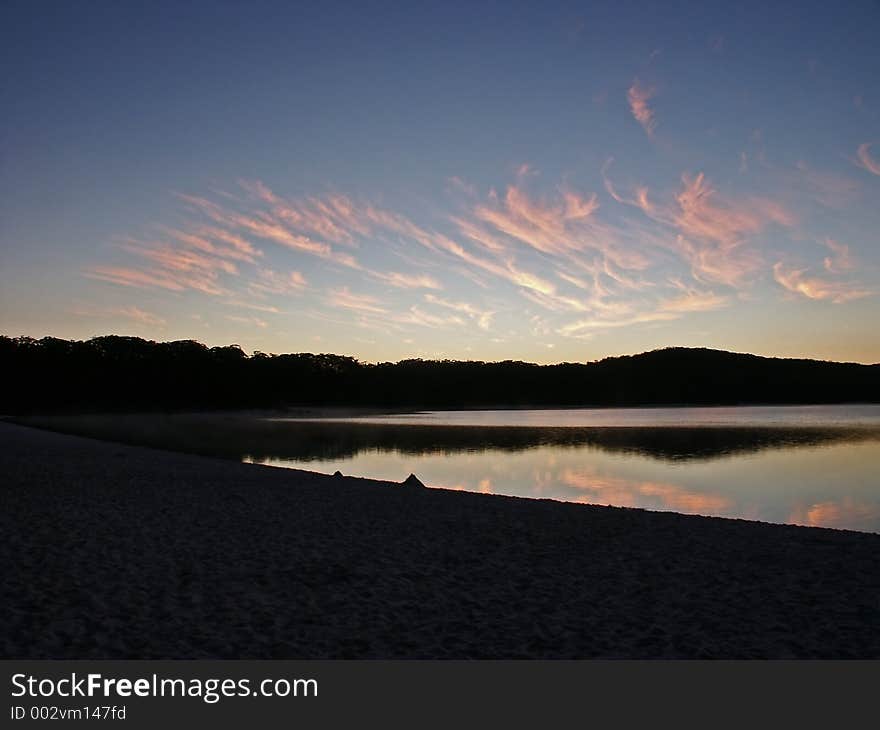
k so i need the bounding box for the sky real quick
[1,0,879,364]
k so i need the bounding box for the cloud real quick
[178,192,361,269]
[91,233,250,296]
[673,172,794,246]
[86,266,186,292]
[603,163,795,287]
[773,262,872,303]
[247,268,308,298]
[162,226,261,263]
[225,315,268,329]
[795,161,860,209]
[85,265,228,296]
[472,184,600,257]
[397,306,465,329]
[424,293,495,330]
[627,79,657,137]
[659,280,728,313]
[822,238,854,273]
[557,310,679,337]
[855,143,880,175]
[228,300,282,314]
[373,271,443,290]
[327,287,388,314]
[239,181,368,246]
[451,174,654,319]
[421,229,559,297]
[72,305,167,328]
[121,242,239,276]
[91,164,846,348]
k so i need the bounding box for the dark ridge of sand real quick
[2,421,878,659]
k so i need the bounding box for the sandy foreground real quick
[2,421,879,659]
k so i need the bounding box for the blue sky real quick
[2,0,879,362]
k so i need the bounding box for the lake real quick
[259,405,880,533]
[25,405,880,533]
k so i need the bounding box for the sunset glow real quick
[2,1,878,363]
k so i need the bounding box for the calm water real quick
[273,404,880,428]
[28,405,880,533]
[255,405,880,532]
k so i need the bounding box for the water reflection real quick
[21,409,880,533]
[250,436,880,533]
[244,422,879,462]
[558,468,734,513]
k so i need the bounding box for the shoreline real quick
[3,421,879,658]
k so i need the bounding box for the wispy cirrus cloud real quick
[85,142,871,354]
[603,162,795,287]
[472,185,600,257]
[446,174,658,325]
[121,242,239,276]
[72,305,167,328]
[178,192,361,269]
[795,161,860,209]
[86,230,245,296]
[225,314,268,329]
[162,226,261,263]
[627,79,657,137]
[822,238,854,274]
[239,180,368,246]
[397,306,465,329]
[772,262,871,303]
[247,268,307,298]
[855,143,880,175]
[373,271,443,290]
[327,287,388,314]
[557,310,679,338]
[86,265,228,296]
[659,279,728,313]
[424,294,495,330]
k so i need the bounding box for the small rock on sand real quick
[402,473,426,488]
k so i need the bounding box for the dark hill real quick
[1,335,877,413]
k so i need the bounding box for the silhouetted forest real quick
[2,335,878,413]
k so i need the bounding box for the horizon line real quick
[3,333,878,368]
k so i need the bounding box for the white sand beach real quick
[2,421,878,658]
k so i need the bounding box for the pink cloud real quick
[659,280,728,313]
[424,294,494,330]
[86,265,228,296]
[327,287,387,314]
[373,271,443,290]
[248,268,308,298]
[773,262,872,303]
[627,79,657,137]
[604,163,795,288]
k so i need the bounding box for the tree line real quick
[1,335,878,413]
